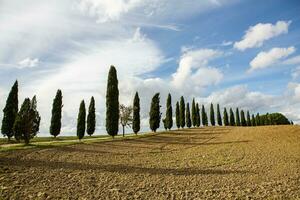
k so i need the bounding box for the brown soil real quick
[0,126,299,199]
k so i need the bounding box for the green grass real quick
[0,131,160,152]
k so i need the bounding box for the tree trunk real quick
[122,125,125,137]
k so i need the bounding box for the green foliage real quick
[223,108,229,126]
[179,96,185,128]
[186,103,191,128]
[119,104,133,136]
[246,111,251,126]
[149,93,161,132]
[196,103,201,127]
[1,80,18,140]
[77,100,86,140]
[256,113,261,126]
[165,93,173,130]
[240,110,247,126]
[260,113,290,125]
[106,66,119,137]
[50,89,62,138]
[201,105,208,126]
[251,114,256,126]
[217,104,222,126]
[162,118,167,130]
[229,108,235,126]
[235,108,241,126]
[210,103,215,126]
[175,101,180,129]
[13,96,40,144]
[132,92,140,134]
[191,99,197,127]
[87,96,96,136]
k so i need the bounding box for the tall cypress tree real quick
[165,93,173,130]
[106,66,119,137]
[235,108,241,126]
[223,108,229,126]
[87,96,96,136]
[251,114,256,126]
[217,104,222,126]
[179,96,185,128]
[1,80,18,141]
[50,89,62,138]
[241,110,246,126]
[210,103,215,126]
[175,101,180,129]
[149,93,161,132]
[191,98,197,127]
[186,103,191,128]
[229,108,235,126]
[246,111,251,126]
[201,105,208,126]
[77,100,86,140]
[196,103,201,127]
[132,92,140,134]
[256,113,260,126]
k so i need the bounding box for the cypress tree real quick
[251,114,256,126]
[191,98,197,127]
[201,105,208,126]
[179,96,185,128]
[165,93,173,130]
[246,111,251,126]
[235,108,241,126]
[149,93,161,132]
[229,108,235,126]
[196,103,201,127]
[87,96,96,136]
[30,96,41,139]
[162,118,167,130]
[256,113,260,126]
[217,104,222,126]
[223,108,229,126]
[241,110,246,126]
[77,100,86,140]
[106,66,119,137]
[13,96,40,144]
[210,103,215,126]
[1,80,18,141]
[132,92,140,134]
[50,89,62,138]
[175,101,180,129]
[186,103,192,128]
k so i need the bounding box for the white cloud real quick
[171,48,223,89]
[77,0,142,23]
[17,57,39,69]
[201,85,275,111]
[221,40,232,46]
[283,55,300,65]
[291,66,300,80]
[234,20,291,51]
[249,46,295,72]
[77,0,237,23]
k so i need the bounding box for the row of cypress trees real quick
[1,66,292,142]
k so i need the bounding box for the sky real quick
[1,0,300,136]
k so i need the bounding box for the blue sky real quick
[1,0,300,136]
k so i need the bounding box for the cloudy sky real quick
[1,0,300,136]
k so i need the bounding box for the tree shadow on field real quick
[0,157,251,176]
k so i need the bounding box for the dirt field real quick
[0,126,299,199]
